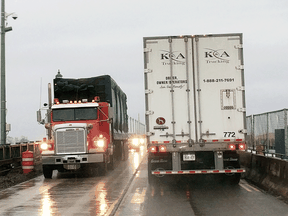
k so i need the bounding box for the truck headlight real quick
[140,139,145,144]
[132,138,139,146]
[97,140,105,148]
[41,143,48,150]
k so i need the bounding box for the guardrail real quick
[0,142,41,175]
[247,148,288,160]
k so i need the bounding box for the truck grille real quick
[56,129,86,154]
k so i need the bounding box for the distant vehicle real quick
[143,33,246,184]
[128,135,146,151]
[37,74,129,178]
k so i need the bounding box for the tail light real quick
[54,98,59,104]
[149,146,157,153]
[159,145,167,153]
[228,144,236,151]
[238,143,246,150]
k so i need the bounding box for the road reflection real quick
[40,190,56,216]
[35,150,146,216]
[130,147,146,172]
[133,152,140,171]
[94,182,108,215]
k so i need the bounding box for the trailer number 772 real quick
[223,132,235,137]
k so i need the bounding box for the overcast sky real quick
[3,0,288,142]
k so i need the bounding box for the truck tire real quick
[108,154,115,170]
[148,158,156,184]
[226,173,241,185]
[224,164,241,185]
[124,143,129,161]
[121,142,129,161]
[98,162,107,176]
[43,165,53,179]
[85,164,97,177]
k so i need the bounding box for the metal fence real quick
[246,109,288,157]
[128,116,145,135]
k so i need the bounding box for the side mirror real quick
[37,110,45,124]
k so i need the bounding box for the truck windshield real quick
[52,107,97,122]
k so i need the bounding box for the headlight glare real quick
[132,138,139,145]
[41,143,48,150]
[97,140,105,148]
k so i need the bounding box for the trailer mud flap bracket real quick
[214,151,224,170]
[172,152,181,171]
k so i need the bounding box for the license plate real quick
[64,164,80,170]
[183,153,196,161]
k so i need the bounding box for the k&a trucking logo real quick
[205,48,230,64]
[161,50,185,66]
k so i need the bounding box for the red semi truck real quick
[37,73,129,178]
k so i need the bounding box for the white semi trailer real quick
[143,33,246,184]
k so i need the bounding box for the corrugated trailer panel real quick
[144,37,196,143]
[193,34,245,142]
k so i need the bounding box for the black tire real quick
[121,142,129,161]
[43,165,53,179]
[226,173,241,185]
[108,154,115,170]
[124,143,129,161]
[98,162,107,176]
[223,161,241,185]
[148,157,157,184]
[85,164,97,177]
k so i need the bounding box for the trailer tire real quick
[148,159,157,184]
[98,162,107,176]
[43,165,53,179]
[226,173,241,185]
[224,163,241,185]
[148,171,156,184]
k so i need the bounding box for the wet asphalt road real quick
[116,157,288,216]
[1,149,288,216]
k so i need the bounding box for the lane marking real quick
[244,183,260,192]
[239,183,252,192]
[105,152,147,216]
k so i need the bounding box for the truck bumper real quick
[42,153,104,165]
